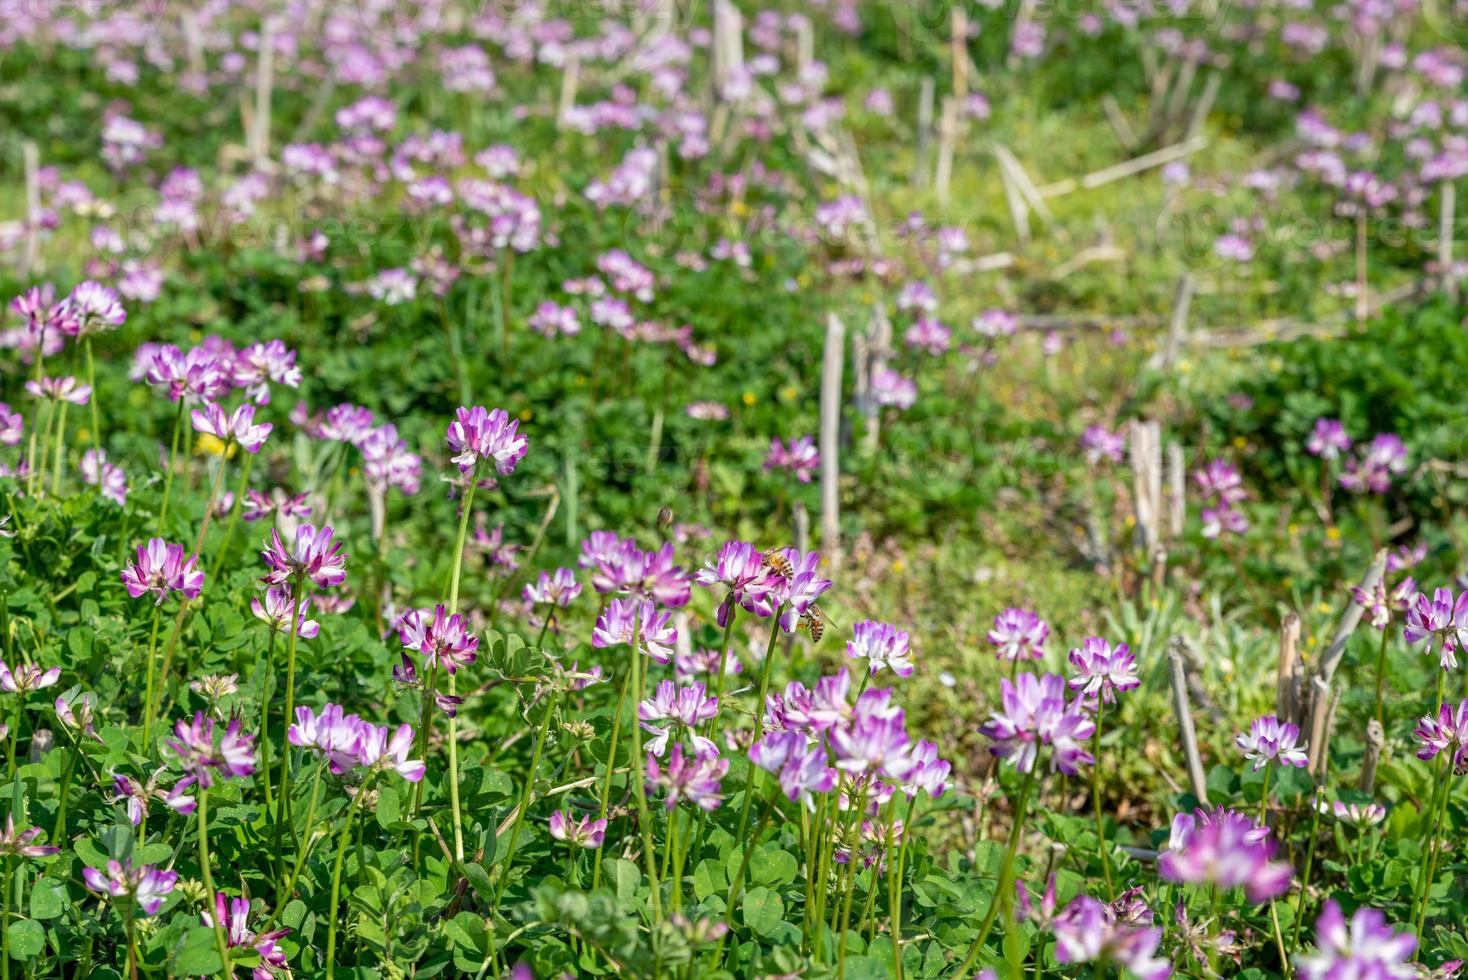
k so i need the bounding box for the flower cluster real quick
[1235,714,1310,771]
[288,703,426,782]
[1194,458,1250,539]
[987,608,1049,662]
[121,539,204,605]
[446,405,529,475]
[1158,807,1292,902]
[979,672,1096,774]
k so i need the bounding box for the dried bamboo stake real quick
[993,145,1053,221]
[252,17,276,168]
[1154,273,1194,372]
[1276,614,1301,726]
[935,97,957,207]
[950,7,969,102]
[1037,135,1207,198]
[1358,719,1384,794]
[1317,549,1388,684]
[912,77,935,190]
[1186,72,1221,140]
[1130,421,1162,554]
[22,141,39,275]
[819,314,845,566]
[1166,443,1186,540]
[794,500,810,558]
[1168,640,1209,804]
[1307,678,1336,781]
[998,162,1032,245]
[557,56,581,129]
[1102,95,1139,152]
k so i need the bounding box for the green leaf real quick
[740,886,783,937]
[6,919,44,960]
[606,857,641,912]
[376,784,402,830]
[173,926,223,975]
[749,846,797,886]
[462,862,495,901]
[28,878,66,920]
[693,858,726,900]
[444,911,488,953]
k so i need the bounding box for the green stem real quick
[49,402,67,495]
[492,687,562,911]
[835,785,868,978]
[1,859,10,980]
[1091,700,1114,901]
[259,629,278,812]
[1414,770,1453,941]
[1292,794,1324,951]
[703,610,737,744]
[157,400,186,533]
[272,576,307,891]
[444,467,479,863]
[209,452,255,584]
[732,616,785,849]
[269,759,327,922]
[324,778,373,980]
[1259,765,1272,825]
[84,339,102,450]
[1371,627,1390,726]
[51,743,80,845]
[627,610,662,922]
[590,661,633,891]
[889,794,918,980]
[7,701,21,779]
[954,766,1038,977]
[140,606,163,750]
[197,788,234,977]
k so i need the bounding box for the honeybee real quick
[799,604,828,645]
[761,548,795,578]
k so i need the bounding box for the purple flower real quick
[1080,426,1127,465]
[353,722,427,782]
[979,673,1095,774]
[1296,901,1415,980]
[1067,637,1140,704]
[830,706,918,782]
[902,739,952,799]
[1352,576,1415,631]
[0,660,61,695]
[25,375,90,404]
[64,280,126,336]
[261,524,347,589]
[0,815,57,860]
[163,713,256,788]
[593,598,677,663]
[250,586,320,639]
[83,859,177,916]
[1052,894,1172,980]
[547,810,607,849]
[639,680,719,756]
[398,605,479,674]
[191,402,273,453]
[694,540,782,625]
[122,539,204,605]
[1403,587,1468,670]
[764,435,819,483]
[523,568,582,607]
[80,449,127,506]
[0,404,21,447]
[1158,807,1292,902]
[446,406,528,475]
[1235,714,1310,770]
[749,731,837,809]
[987,608,1049,662]
[110,772,196,826]
[1306,418,1353,460]
[288,704,424,782]
[772,549,832,633]
[1325,799,1387,828]
[202,894,291,979]
[1193,459,1247,504]
[232,340,302,404]
[1414,699,1468,765]
[847,620,914,677]
[647,743,729,811]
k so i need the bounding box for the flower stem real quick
[835,786,868,979]
[7,700,21,779]
[702,611,737,745]
[259,628,278,811]
[140,605,163,749]
[444,467,479,863]
[197,787,234,977]
[955,766,1038,977]
[325,779,373,980]
[84,339,102,450]
[49,402,68,495]
[627,610,662,922]
[732,616,785,849]
[493,687,561,911]
[889,793,918,980]
[590,660,633,892]
[157,400,186,533]
[1414,769,1454,941]
[209,452,255,584]
[1292,794,1324,950]
[272,575,307,890]
[269,759,327,923]
[1371,628,1390,726]
[1091,700,1115,900]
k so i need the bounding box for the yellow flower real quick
[741,391,756,406]
[520,408,533,422]
[781,386,797,402]
[1325,527,1342,542]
